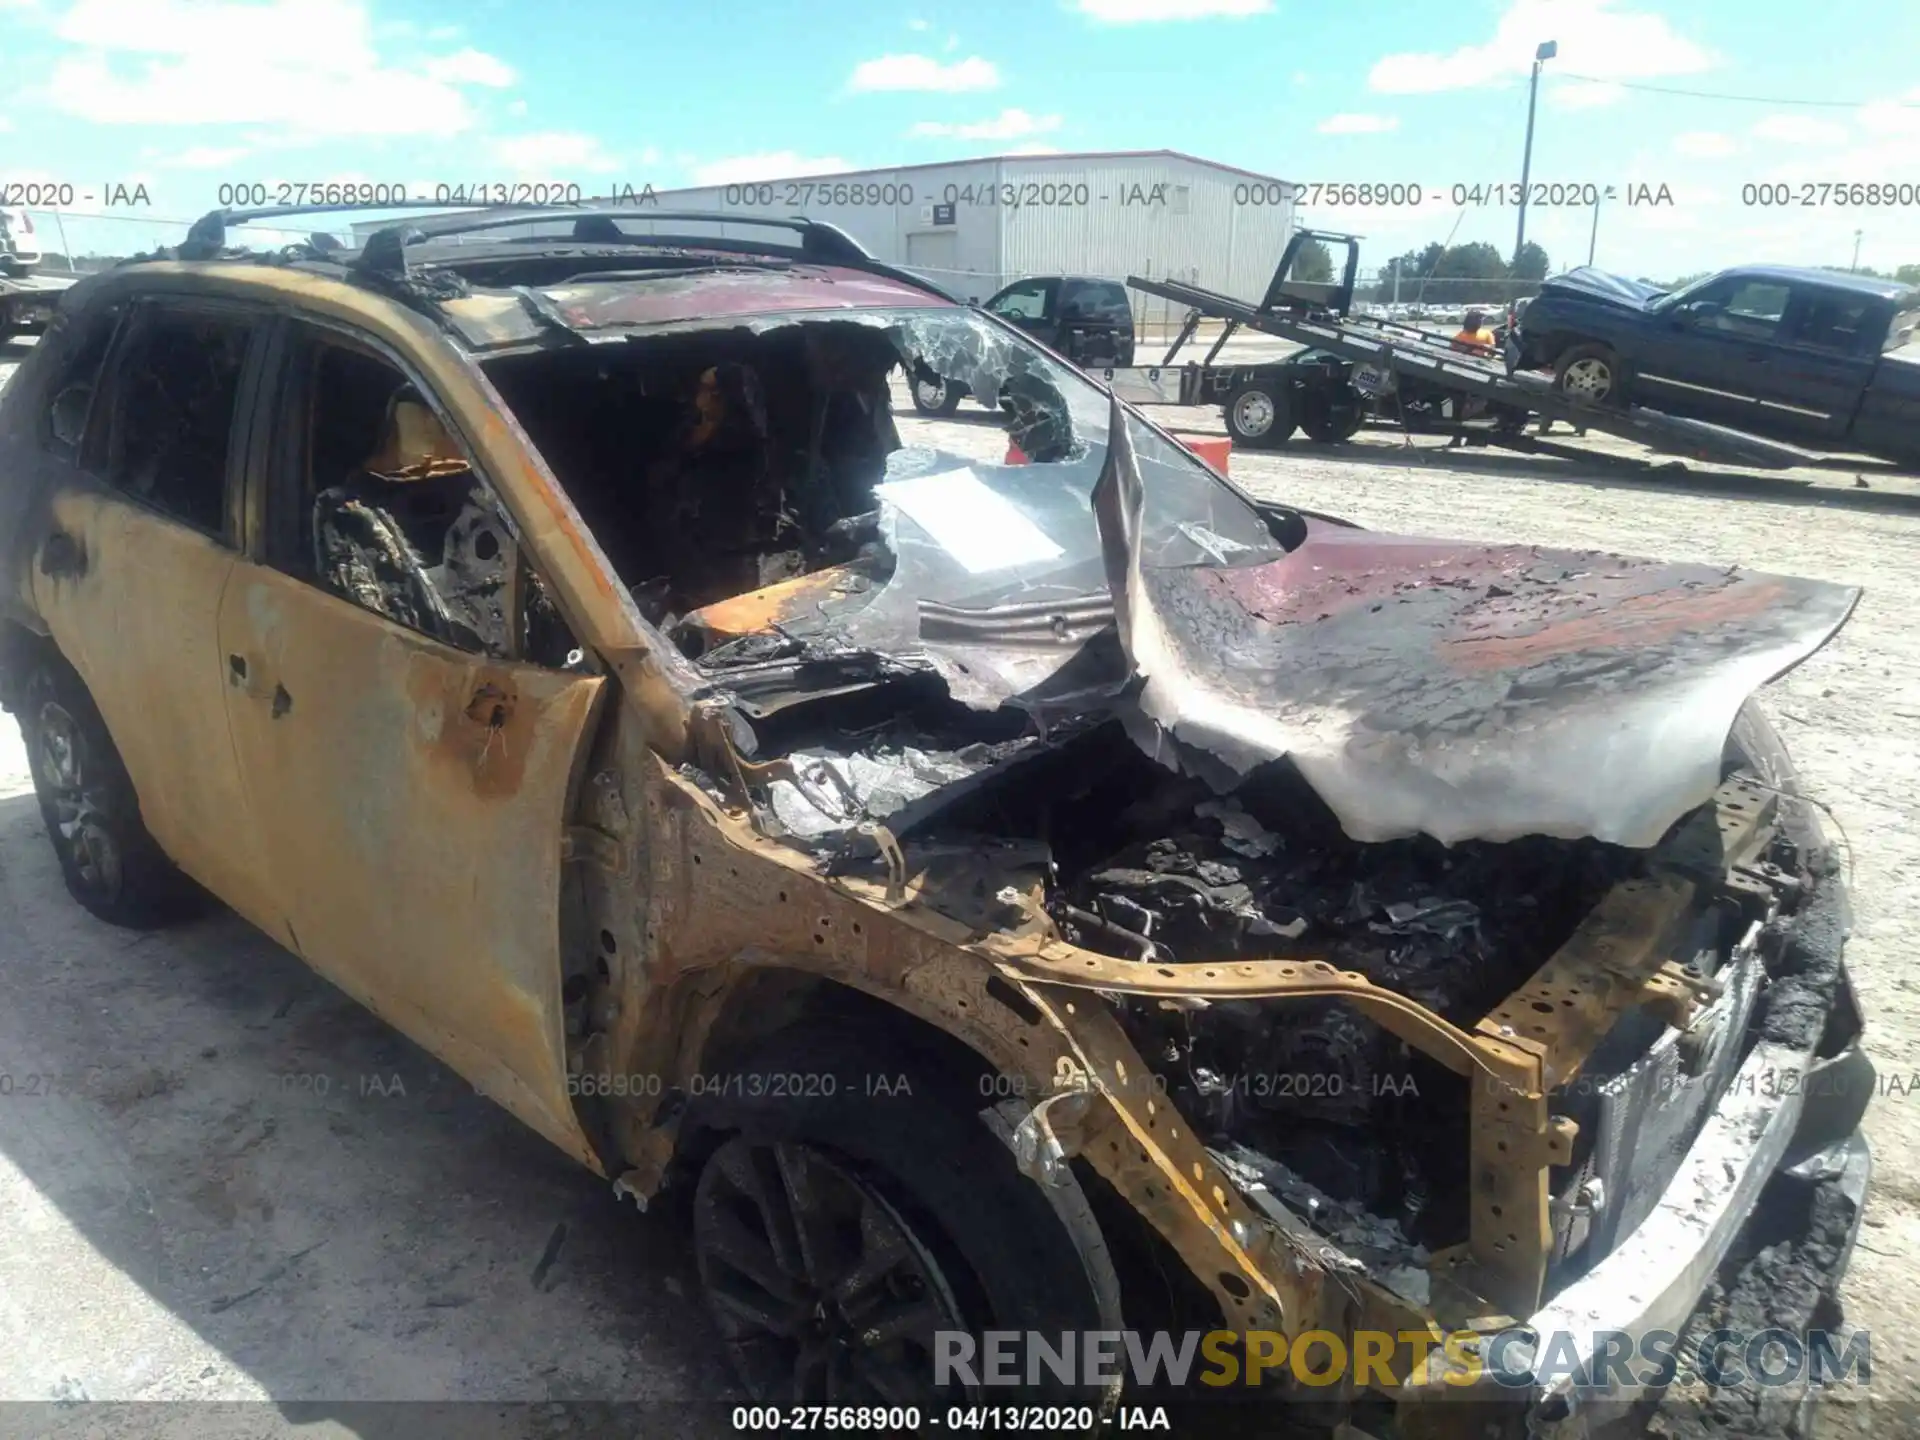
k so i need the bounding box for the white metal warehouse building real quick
[363,150,1297,318]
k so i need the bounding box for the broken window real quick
[478,304,1275,701]
[485,319,907,635]
[97,305,251,538]
[268,330,538,662]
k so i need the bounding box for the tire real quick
[911,375,963,416]
[1224,381,1294,448]
[1552,343,1623,407]
[685,1024,1112,1414]
[1491,403,1531,436]
[1297,388,1365,444]
[18,654,205,927]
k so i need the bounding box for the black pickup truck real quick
[1510,264,1920,466]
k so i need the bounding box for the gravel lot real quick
[1,339,1916,1432]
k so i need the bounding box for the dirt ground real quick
[2,338,1917,1433]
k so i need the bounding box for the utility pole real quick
[1513,39,1558,270]
[1852,229,1863,272]
[1587,193,1600,266]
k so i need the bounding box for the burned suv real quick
[0,206,1872,1434]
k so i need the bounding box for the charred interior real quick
[485,321,909,634]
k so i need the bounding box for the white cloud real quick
[491,131,621,175]
[160,143,254,168]
[44,0,517,138]
[1751,114,1850,146]
[1370,0,1714,94]
[1673,130,1737,159]
[907,17,929,29]
[1074,0,1268,19]
[507,98,528,117]
[692,152,853,186]
[423,48,514,87]
[1859,87,1920,137]
[847,53,998,92]
[1316,112,1398,135]
[909,107,1061,140]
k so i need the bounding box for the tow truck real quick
[1101,228,1827,471]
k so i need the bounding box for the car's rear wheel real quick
[1553,344,1622,406]
[18,655,205,927]
[911,376,963,416]
[1224,381,1294,448]
[686,1025,1115,1415]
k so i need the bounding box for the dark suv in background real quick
[911,273,1136,413]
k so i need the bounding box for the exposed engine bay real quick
[722,696,1664,1258]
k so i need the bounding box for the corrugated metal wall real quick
[363,151,1295,314]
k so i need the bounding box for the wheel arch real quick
[670,965,1132,1369]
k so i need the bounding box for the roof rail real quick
[375,208,877,265]
[172,201,955,304]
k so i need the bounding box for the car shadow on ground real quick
[1215,426,1920,518]
[0,789,742,1439]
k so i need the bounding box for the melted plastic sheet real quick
[1092,403,1861,847]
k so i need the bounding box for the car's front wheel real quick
[686,1024,1116,1416]
[1553,343,1623,406]
[18,655,205,927]
[911,376,964,416]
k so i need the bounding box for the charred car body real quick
[0,205,1874,1434]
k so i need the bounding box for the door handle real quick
[228,654,291,714]
[227,654,274,703]
[40,529,85,578]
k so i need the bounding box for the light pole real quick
[1587,192,1600,266]
[1514,39,1558,271]
[1852,229,1863,272]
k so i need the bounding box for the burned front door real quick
[218,322,608,1167]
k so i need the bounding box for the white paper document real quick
[874,467,1065,575]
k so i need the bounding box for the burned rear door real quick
[25,297,281,927]
[217,319,609,1167]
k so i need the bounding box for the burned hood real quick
[1092,404,1860,847]
[1536,267,1669,311]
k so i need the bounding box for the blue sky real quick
[4,0,1919,278]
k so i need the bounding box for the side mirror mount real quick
[49,383,91,451]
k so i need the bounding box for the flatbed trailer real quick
[1108,229,1819,471]
[0,274,76,345]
